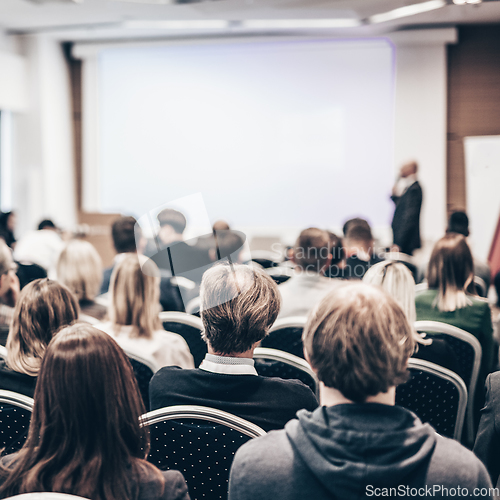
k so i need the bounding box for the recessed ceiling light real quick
[241,19,362,29]
[368,0,446,24]
[123,20,229,29]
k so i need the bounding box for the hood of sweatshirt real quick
[286,403,437,498]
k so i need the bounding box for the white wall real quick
[10,35,76,236]
[390,29,456,248]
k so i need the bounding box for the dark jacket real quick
[229,403,492,500]
[391,181,423,255]
[474,372,500,487]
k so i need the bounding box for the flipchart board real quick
[464,136,500,272]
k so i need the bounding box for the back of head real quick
[212,220,230,231]
[57,239,103,301]
[363,261,416,324]
[109,254,160,337]
[0,323,151,500]
[427,233,474,311]
[446,211,470,237]
[157,209,186,234]
[303,283,415,402]
[401,161,418,177]
[293,227,330,272]
[327,231,344,266]
[111,216,138,254]
[6,279,79,376]
[38,219,57,231]
[0,240,13,276]
[342,217,370,237]
[200,264,281,354]
[345,223,373,247]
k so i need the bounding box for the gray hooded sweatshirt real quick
[229,404,492,500]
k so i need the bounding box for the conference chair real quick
[123,350,157,412]
[266,266,294,285]
[159,311,206,367]
[0,325,9,347]
[141,405,266,500]
[253,347,319,398]
[4,494,90,500]
[260,316,307,359]
[249,250,281,269]
[414,320,481,444]
[396,359,467,441]
[0,390,34,455]
[185,296,201,316]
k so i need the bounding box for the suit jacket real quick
[391,181,422,255]
[474,372,500,487]
[149,366,319,432]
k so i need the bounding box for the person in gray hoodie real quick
[229,283,493,500]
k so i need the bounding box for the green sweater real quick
[415,288,494,377]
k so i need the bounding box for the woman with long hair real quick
[0,323,189,500]
[57,239,107,321]
[363,260,458,373]
[97,254,194,370]
[0,278,79,397]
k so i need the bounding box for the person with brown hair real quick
[149,263,318,431]
[0,278,79,397]
[229,283,492,500]
[96,254,193,371]
[0,323,189,500]
[0,240,20,333]
[57,239,107,321]
[277,227,338,319]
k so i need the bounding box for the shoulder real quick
[136,463,189,500]
[429,435,491,486]
[154,330,189,347]
[256,376,318,405]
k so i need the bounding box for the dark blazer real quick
[149,366,319,432]
[391,181,422,255]
[474,372,500,486]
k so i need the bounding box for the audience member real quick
[278,228,338,319]
[149,264,318,431]
[101,216,184,312]
[96,254,194,371]
[342,223,383,279]
[228,284,492,500]
[0,279,79,397]
[391,161,422,255]
[0,323,190,500]
[446,210,491,293]
[415,233,494,422]
[495,271,500,307]
[474,372,500,488]
[57,239,107,321]
[363,261,459,373]
[0,212,16,249]
[14,219,64,279]
[0,242,19,337]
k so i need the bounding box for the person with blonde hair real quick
[363,261,458,373]
[57,239,107,321]
[229,284,491,500]
[96,254,193,371]
[0,278,79,397]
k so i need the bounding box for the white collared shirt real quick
[199,353,258,376]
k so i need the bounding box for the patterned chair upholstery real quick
[0,390,34,456]
[396,359,467,440]
[141,405,266,500]
[414,320,481,443]
[123,351,156,412]
[253,347,319,398]
[260,316,307,359]
[159,312,207,367]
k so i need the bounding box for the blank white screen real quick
[98,38,395,229]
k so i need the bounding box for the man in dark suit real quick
[391,161,423,255]
[149,263,319,432]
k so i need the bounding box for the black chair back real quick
[396,359,467,440]
[124,352,156,412]
[141,405,265,500]
[0,390,34,455]
[159,312,206,367]
[253,347,319,397]
[260,317,306,359]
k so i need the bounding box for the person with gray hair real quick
[149,263,318,431]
